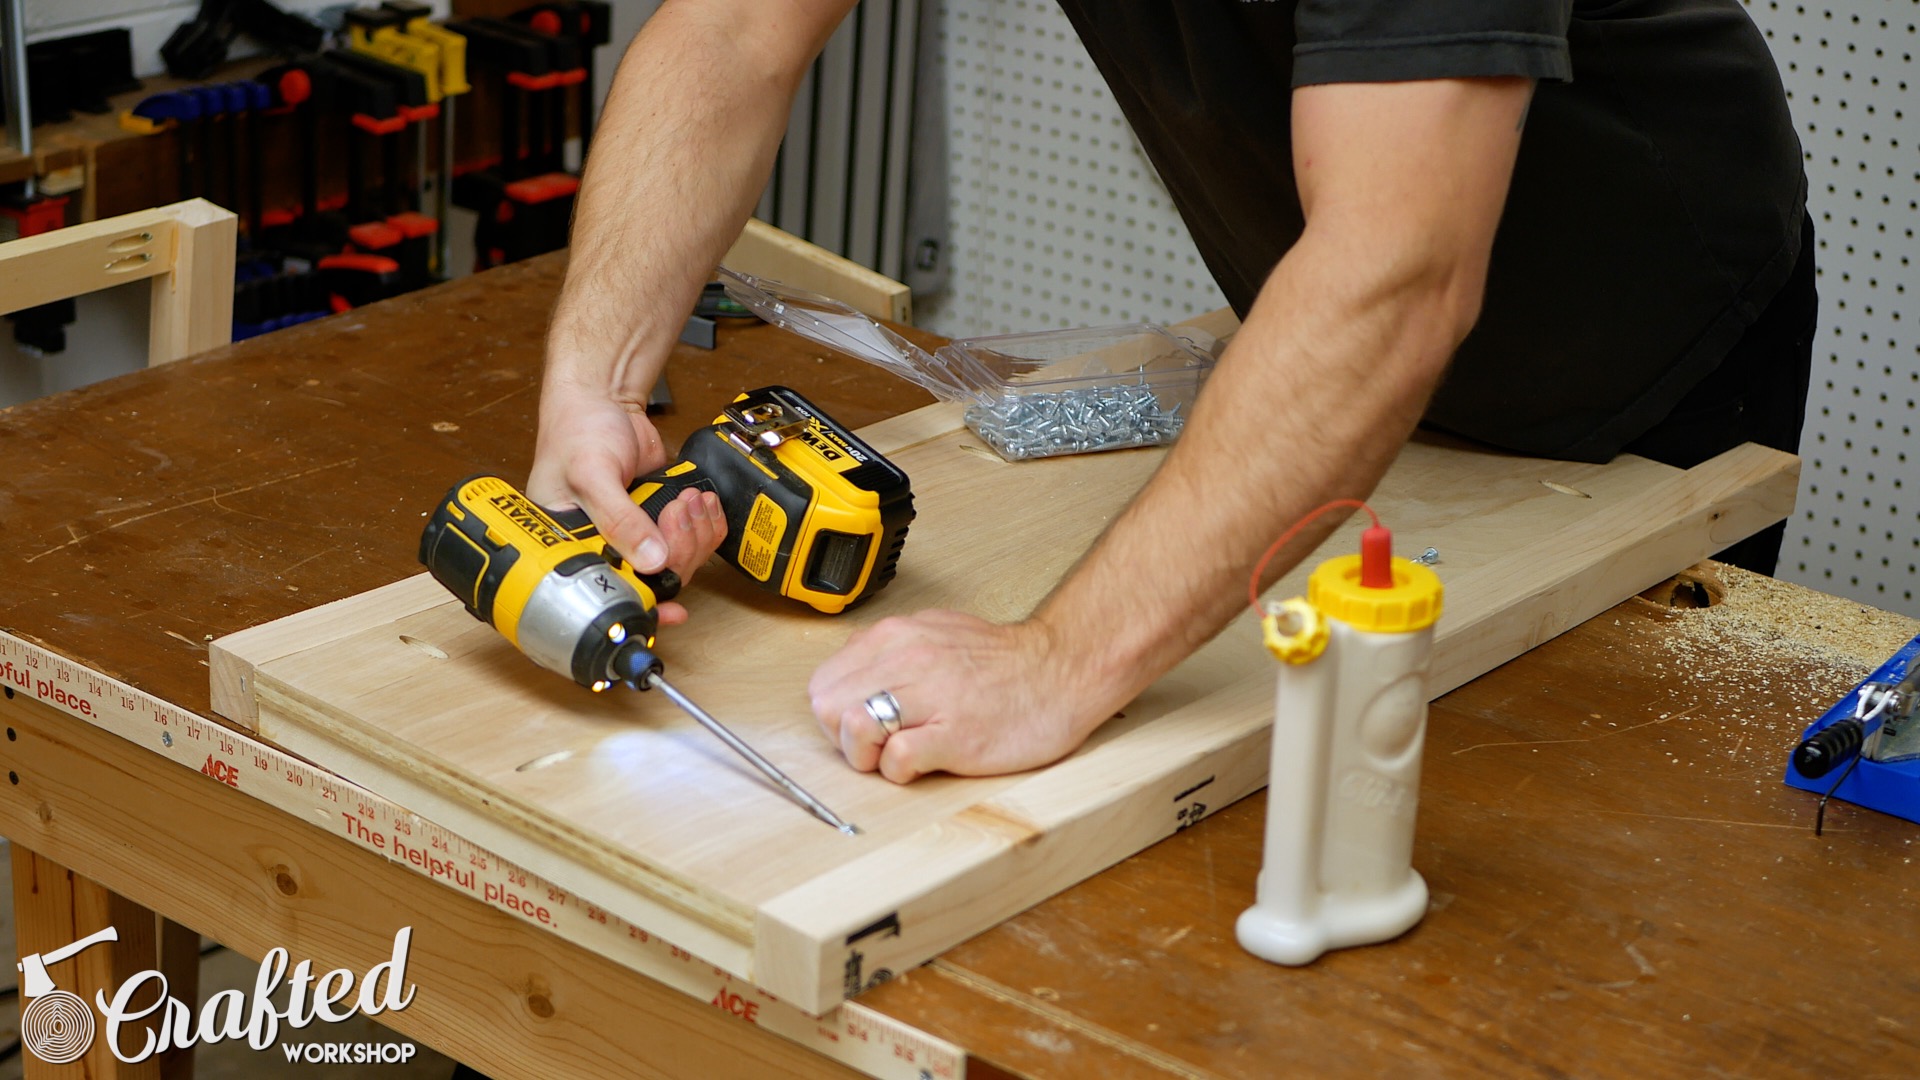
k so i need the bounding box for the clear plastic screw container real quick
[944,324,1216,460]
[719,268,1218,462]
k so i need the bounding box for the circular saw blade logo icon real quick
[17,927,118,1063]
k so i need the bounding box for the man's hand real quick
[530,0,855,623]
[527,382,724,626]
[808,612,1111,783]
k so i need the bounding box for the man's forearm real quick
[1033,227,1478,732]
[804,78,1526,784]
[545,1,851,402]
[1029,77,1528,738]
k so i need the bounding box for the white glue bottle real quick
[1236,522,1443,966]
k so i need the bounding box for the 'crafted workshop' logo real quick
[16,926,419,1065]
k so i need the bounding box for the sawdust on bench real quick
[1631,564,1920,775]
[1666,563,1918,675]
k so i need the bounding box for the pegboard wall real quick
[927,0,1918,616]
[1746,0,1920,615]
[916,0,1227,335]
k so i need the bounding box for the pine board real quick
[210,403,1797,1014]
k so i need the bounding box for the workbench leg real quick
[156,917,202,1080]
[10,844,175,1078]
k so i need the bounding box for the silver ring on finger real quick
[864,691,903,737]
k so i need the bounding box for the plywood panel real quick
[212,405,1797,1014]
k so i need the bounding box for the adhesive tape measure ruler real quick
[0,629,962,1080]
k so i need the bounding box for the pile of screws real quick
[965,383,1187,460]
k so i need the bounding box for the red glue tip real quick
[1360,525,1393,589]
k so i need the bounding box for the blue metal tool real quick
[1784,632,1920,830]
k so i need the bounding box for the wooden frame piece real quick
[0,692,866,1080]
[211,398,1798,1013]
[0,198,235,365]
[722,218,912,325]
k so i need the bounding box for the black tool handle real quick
[1793,717,1864,779]
[418,476,518,624]
[631,462,718,518]
[541,503,681,602]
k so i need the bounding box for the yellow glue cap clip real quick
[1262,597,1329,664]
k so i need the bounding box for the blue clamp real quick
[1785,632,1920,826]
[131,90,202,123]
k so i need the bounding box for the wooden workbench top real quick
[0,254,933,721]
[3,255,1916,1077]
[865,561,1920,1076]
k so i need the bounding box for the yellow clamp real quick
[400,19,470,97]
[349,25,444,102]
[118,112,169,135]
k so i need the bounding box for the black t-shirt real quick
[1053,0,1806,462]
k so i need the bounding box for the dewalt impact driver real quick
[417,386,914,832]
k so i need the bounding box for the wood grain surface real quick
[0,690,865,1080]
[860,563,1920,1077]
[212,359,1794,1012]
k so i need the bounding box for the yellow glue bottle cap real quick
[1307,554,1444,633]
[1262,597,1329,664]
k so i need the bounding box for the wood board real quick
[210,403,1798,1015]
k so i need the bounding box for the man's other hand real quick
[808,611,1110,783]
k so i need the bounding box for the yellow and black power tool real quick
[418,385,914,690]
[581,384,915,615]
[417,473,680,691]
[415,387,908,834]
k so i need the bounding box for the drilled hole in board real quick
[399,636,448,660]
[106,231,154,254]
[105,253,154,274]
[1540,480,1592,498]
[1639,571,1726,610]
[516,750,574,773]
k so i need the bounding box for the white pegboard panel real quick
[1746,0,1920,615]
[917,0,1228,336]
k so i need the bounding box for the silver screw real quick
[1413,547,1440,566]
[967,382,1188,460]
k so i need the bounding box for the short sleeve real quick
[1292,0,1574,87]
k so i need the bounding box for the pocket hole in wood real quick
[105,253,155,274]
[1540,480,1591,498]
[107,231,155,253]
[958,443,1009,463]
[1640,573,1725,609]
[399,635,448,660]
[516,750,573,773]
